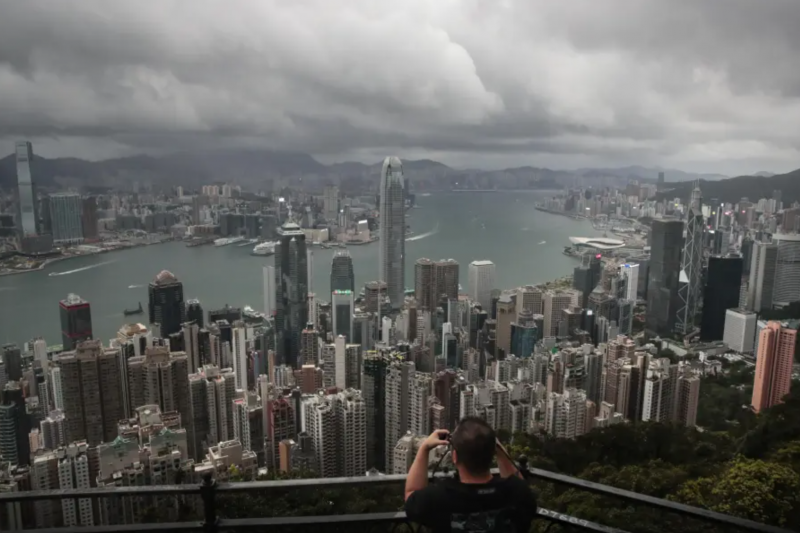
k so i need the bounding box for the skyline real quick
[0,1,799,175]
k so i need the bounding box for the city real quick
[1,139,799,532]
[2,2,800,532]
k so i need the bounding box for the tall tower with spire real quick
[676,182,704,335]
[379,156,406,311]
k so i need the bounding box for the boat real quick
[214,236,246,247]
[124,302,144,316]
[252,241,277,256]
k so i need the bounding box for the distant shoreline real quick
[0,237,174,277]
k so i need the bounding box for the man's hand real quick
[422,429,450,451]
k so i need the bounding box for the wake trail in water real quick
[406,222,440,242]
[49,260,116,277]
[128,284,144,289]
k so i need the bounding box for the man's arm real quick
[496,440,523,480]
[404,429,450,501]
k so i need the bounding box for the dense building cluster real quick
[1,151,798,530]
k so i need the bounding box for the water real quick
[0,192,604,346]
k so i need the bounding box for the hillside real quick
[0,148,736,193]
[658,168,800,204]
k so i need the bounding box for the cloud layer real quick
[1,0,799,173]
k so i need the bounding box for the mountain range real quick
[0,148,795,202]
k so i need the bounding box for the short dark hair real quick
[451,417,496,475]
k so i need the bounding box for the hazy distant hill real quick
[658,168,800,204]
[0,148,747,194]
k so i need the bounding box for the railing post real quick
[200,473,218,533]
[517,455,531,481]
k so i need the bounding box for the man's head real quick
[450,417,496,477]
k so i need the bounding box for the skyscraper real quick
[362,352,390,470]
[186,299,204,328]
[81,196,99,241]
[747,241,778,312]
[330,249,355,293]
[414,258,435,310]
[274,222,309,367]
[751,321,797,413]
[378,156,406,311]
[59,293,93,351]
[772,233,800,307]
[332,290,354,341]
[700,256,743,342]
[148,270,186,339]
[468,260,496,310]
[263,265,276,317]
[676,185,704,335]
[0,383,30,466]
[54,340,123,446]
[723,308,757,353]
[14,141,39,238]
[49,193,84,244]
[646,219,684,337]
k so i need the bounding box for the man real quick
[404,417,537,532]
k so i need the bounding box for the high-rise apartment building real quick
[188,365,236,460]
[274,222,309,367]
[747,241,778,312]
[148,270,186,339]
[544,388,587,439]
[468,260,496,310]
[700,256,743,341]
[723,308,757,353]
[674,370,700,427]
[58,293,93,351]
[646,219,684,337]
[385,361,431,472]
[57,442,94,527]
[641,358,674,422]
[264,395,297,471]
[15,141,39,237]
[54,340,123,446]
[299,323,319,368]
[334,335,362,390]
[126,346,192,448]
[772,233,800,307]
[302,388,367,477]
[330,249,355,293]
[379,156,406,311]
[752,321,798,413]
[49,193,84,244]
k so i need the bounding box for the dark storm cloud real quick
[0,0,799,173]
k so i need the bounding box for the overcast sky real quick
[1,0,799,175]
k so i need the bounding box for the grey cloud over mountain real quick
[1,0,799,174]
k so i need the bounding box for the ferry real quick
[251,241,277,256]
[214,236,245,247]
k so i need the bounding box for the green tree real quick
[671,456,800,528]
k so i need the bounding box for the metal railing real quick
[1,458,795,533]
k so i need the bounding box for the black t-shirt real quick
[404,476,537,532]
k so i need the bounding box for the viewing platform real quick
[1,460,791,533]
